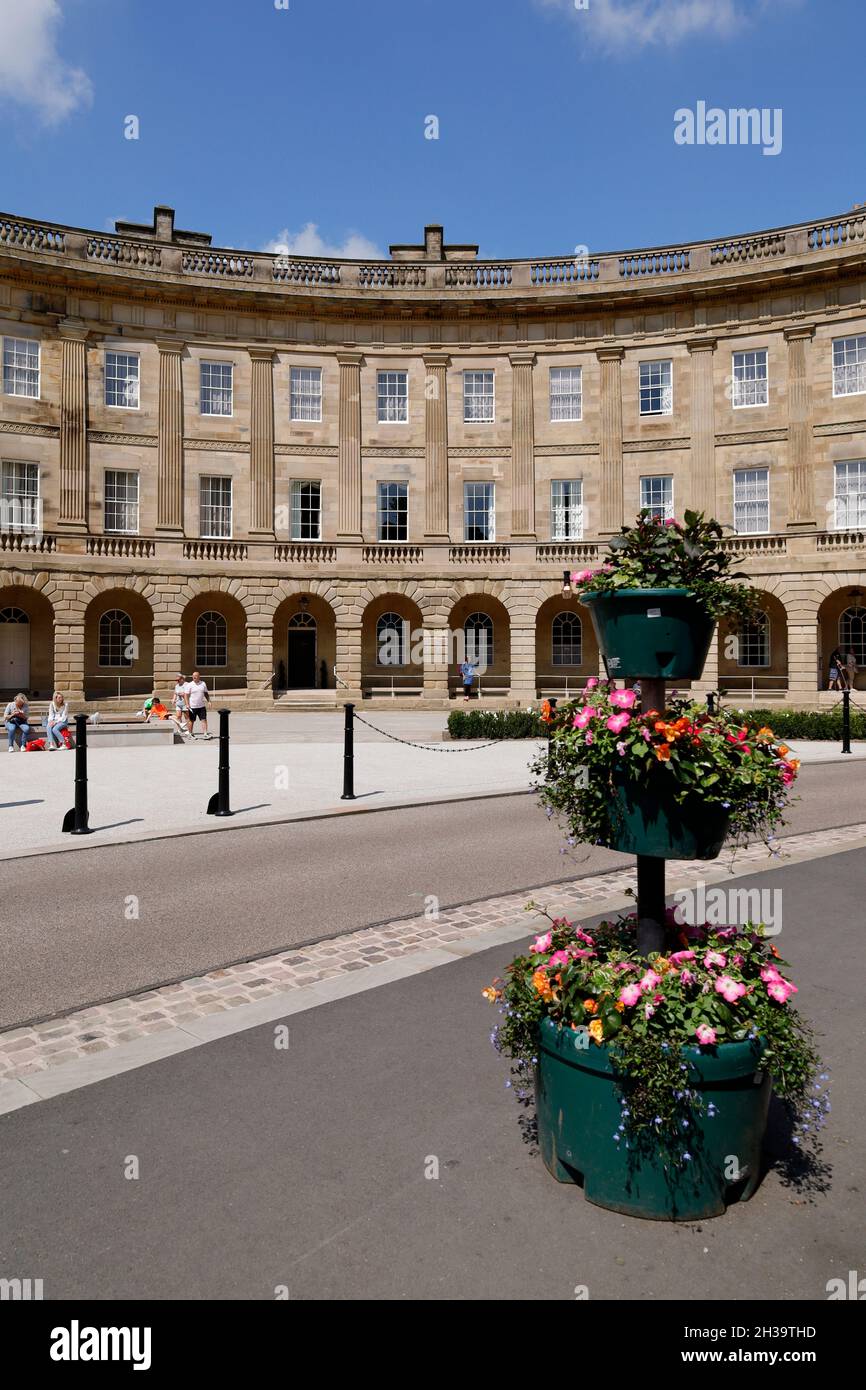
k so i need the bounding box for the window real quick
[463,370,495,423]
[551,479,583,540]
[104,470,140,534]
[840,606,866,667]
[0,461,40,532]
[833,335,866,398]
[834,461,866,530]
[376,611,407,666]
[200,361,233,415]
[290,480,322,540]
[196,611,227,667]
[464,613,493,668]
[732,349,768,408]
[552,611,582,666]
[550,367,582,422]
[290,367,322,422]
[377,371,408,423]
[2,337,39,398]
[737,612,770,667]
[99,609,133,667]
[639,360,672,416]
[105,351,140,409]
[640,475,674,521]
[464,481,495,541]
[199,476,232,538]
[733,467,770,534]
[377,482,408,541]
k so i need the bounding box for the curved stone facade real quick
[1,204,865,706]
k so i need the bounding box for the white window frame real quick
[98,609,133,668]
[832,335,866,399]
[104,469,140,535]
[290,366,322,423]
[639,359,673,417]
[0,460,40,533]
[200,360,233,417]
[463,370,495,424]
[290,480,322,540]
[736,612,771,669]
[2,337,40,398]
[640,475,674,521]
[549,366,582,423]
[199,475,233,539]
[464,481,495,541]
[376,611,408,667]
[732,467,770,535]
[552,611,582,667]
[376,481,408,542]
[550,479,583,540]
[196,611,228,668]
[834,460,866,531]
[731,349,768,409]
[104,350,140,410]
[377,370,408,424]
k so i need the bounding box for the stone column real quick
[157,340,185,535]
[509,624,537,703]
[53,619,85,702]
[788,621,820,700]
[687,338,717,516]
[596,348,625,537]
[421,621,450,702]
[337,354,364,540]
[509,352,537,540]
[249,349,275,537]
[335,623,362,695]
[700,632,719,693]
[246,623,275,694]
[784,326,816,531]
[153,622,183,694]
[423,355,450,539]
[57,322,88,530]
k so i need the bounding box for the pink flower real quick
[695,1024,717,1045]
[715,975,747,1004]
[571,569,593,584]
[548,949,571,968]
[575,929,595,945]
[619,983,642,1008]
[670,949,695,965]
[639,969,661,993]
[640,727,652,742]
[760,965,782,984]
[606,712,631,735]
[616,740,627,756]
[644,1002,655,1020]
[573,707,593,730]
[767,977,798,1004]
[610,689,637,710]
[664,518,679,527]
[530,931,552,954]
[680,969,695,986]
[703,951,727,970]
[585,677,599,691]
[571,947,596,959]
[585,731,594,745]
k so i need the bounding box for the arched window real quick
[0,607,29,624]
[99,609,133,667]
[196,611,227,668]
[840,606,866,666]
[736,611,770,668]
[552,611,582,666]
[288,611,317,630]
[465,612,493,668]
[376,611,407,666]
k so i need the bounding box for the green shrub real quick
[737,706,866,741]
[446,709,547,739]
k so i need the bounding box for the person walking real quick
[828,647,845,691]
[185,670,212,737]
[460,658,477,702]
[845,648,858,693]
[45,691,70,748]
[173,673,190,734]
[4,692,32,751]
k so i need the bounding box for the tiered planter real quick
[583,587,715,681]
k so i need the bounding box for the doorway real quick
[0,608,30,690]
[288,612,317,688]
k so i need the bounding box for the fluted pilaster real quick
[249,349,275,536]
[596,348,624,536]
[337,353,363,539]
[785,326,816,530]
[58,322,88,529]
[687,338,717,516]
[423,354,450,539]
[157,340,184,534]
[510,352,536,539]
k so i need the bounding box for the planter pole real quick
[636,676,667,957]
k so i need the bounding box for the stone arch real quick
[718,588,789,698]
[361,591,424,692]
[534,592,600,695]
[448,592,511,694]
[84,587,155,701]
[272,592,337,690]
[818,580,866,690]
[0,583,54,699]
[74,572,160,623]
[181,590,248,691]
[260,578,348,625]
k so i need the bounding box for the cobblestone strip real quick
[2,822,864,1082]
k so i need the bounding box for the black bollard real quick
[546,696,558,779]
[61,714,93,835]
[706,691,716,715]
[842,688,852,755]
[206,708,234,816]
[341,702,355,800]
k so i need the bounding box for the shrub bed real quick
[447,704,864,741]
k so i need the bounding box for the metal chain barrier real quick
[332,665,517,752]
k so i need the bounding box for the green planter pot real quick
[536,1019,770,1221]
[609,770,730,859]
[584,588,716,680]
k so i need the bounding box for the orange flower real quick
[540,699,552,724]
[655,956,672,974]
[481,986,501,1003]
[655,742,671,762]
[778,744,789,757]
[788,758,801,772]
[583,998,598,1014]
[588,1018,604,1045]
[757,726,775,740]
[532,969,554,1002]
[654,720,667,733]
[614,1000,625,1013]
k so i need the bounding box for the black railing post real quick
[546,697,558,779]
[341,702,356,800]
[706,691,716,715]
[842,688,852,754]
[206,708,234,816]
[61,714,93,835]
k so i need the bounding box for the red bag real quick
[59,726,73,748]
[24,738,46,752]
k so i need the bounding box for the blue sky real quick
[0,0,864,260]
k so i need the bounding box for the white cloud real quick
[263,223,382,260]
[0,0,92,124]
[535,0,797,53]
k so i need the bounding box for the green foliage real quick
[738,706,866,741]
[447,709,547,739]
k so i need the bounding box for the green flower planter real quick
[609,770,730,859]
[584,588,716,680]
[536,1020,770,1221]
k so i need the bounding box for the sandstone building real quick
[0,203,865,708]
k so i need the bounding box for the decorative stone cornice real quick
[89,430,157,447]
[783,324,816,342]
[686,337,718,353]
[596,346,625,363]
[183,438,249,452]
[0,420,59,438]
[624,437,691,453]
[715,428,788,445]
[814,419,866,437]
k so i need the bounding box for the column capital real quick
[156,338,185,355]
[248,347,276,363]
[596,346,625,363]
[423,353,451,369]
[686,337,718,354]
[508,351,537,369]
[57,318,88,343]
[784,324,816,343]
[336,352,365,368]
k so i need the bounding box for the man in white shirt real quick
[184,671,211,739]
